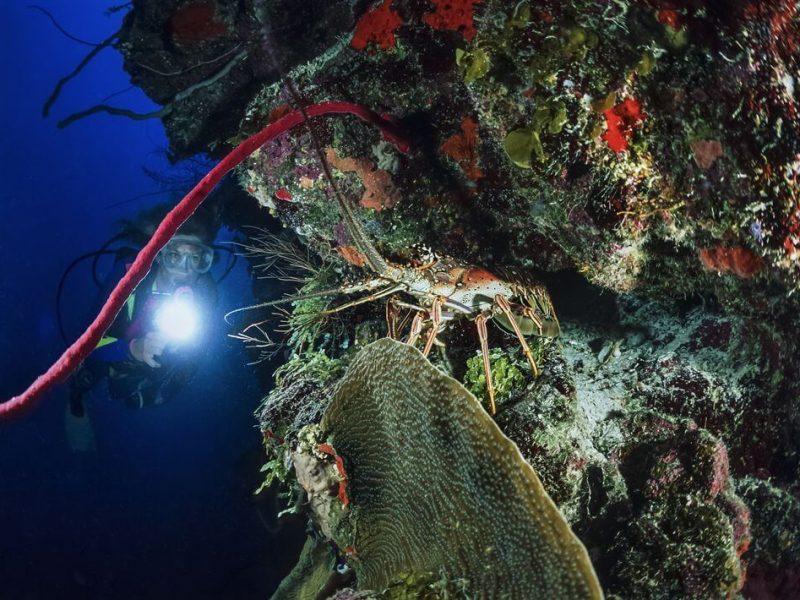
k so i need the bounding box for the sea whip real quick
[0,101,408,420]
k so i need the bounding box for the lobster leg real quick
[391,299,426,312]
[385,297,401,340]
[475,313,497,415]
[522,306,544,335]
[536,287,560,325]
[494,295,540,378]
[407,312,425,347]
[526,288,560,335]
[422,297,442,357]
[320,283,403,315]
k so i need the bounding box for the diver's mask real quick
[157,235,214,275]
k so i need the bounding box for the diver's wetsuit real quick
[69,261,217,415]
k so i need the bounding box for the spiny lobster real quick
[227,133,560,415]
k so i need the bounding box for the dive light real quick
[154,286,199,343]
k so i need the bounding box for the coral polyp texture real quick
[279,338,602,599]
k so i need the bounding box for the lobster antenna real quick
[223,286,349,324]
[259,30,391,277]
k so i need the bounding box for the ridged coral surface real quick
[321,338,603,599]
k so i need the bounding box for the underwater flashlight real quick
[154,286,199,343]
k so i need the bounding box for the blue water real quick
[0,3,300,598]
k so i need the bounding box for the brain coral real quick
[320,338,602,599]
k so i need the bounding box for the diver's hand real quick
[129,332,167,368]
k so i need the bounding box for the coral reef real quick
[111,0,800,597]
[219,0,800,302]
[118,0,800,300]
[117,0,357,157]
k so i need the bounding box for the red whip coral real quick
[441,116,483,181]
[424,0,482,42]
[0,102,408,420]
[602,98,646,153]
[351,0,403,51]
[698,246,764,278]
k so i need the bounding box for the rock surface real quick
[112,1,800,598]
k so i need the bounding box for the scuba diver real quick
[65,203,226,448]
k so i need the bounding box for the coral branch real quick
[0,101,408,420]
[57,105,169,129]
[57,49,248,129]
[135,43,242,77]
[29,5,105,47]
[105,3,131,15]
[42,31,119,117]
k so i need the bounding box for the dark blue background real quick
[0,3,300,598]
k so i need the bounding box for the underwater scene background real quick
[0,2,304,598]
[2,1,800,599]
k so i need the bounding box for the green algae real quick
[455,47,490,84]
[463,347,528,406]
